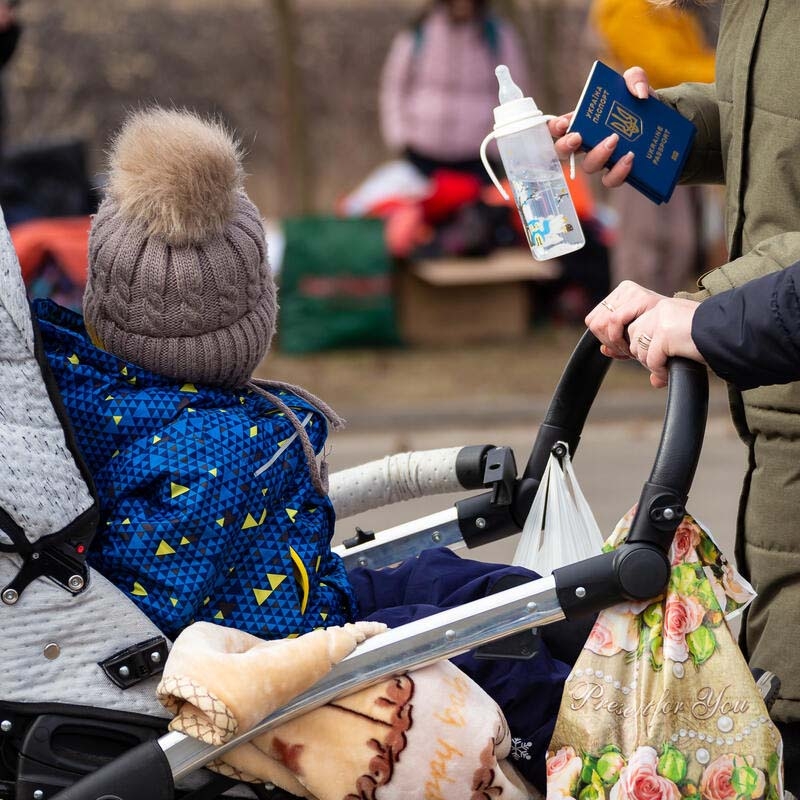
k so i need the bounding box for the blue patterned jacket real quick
[35,300,357,640]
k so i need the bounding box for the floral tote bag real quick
[547,509,783,800]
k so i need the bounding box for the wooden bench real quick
[396,249,561,346]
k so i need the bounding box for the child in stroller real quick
[1,105,573,799]
[0,107,783,800]
[38,107,356,644]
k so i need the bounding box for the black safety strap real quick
[0,311,99,603]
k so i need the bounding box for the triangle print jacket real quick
[34,299,357,641]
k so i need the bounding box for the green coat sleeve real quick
[702,232,800,293]
[657,82,722,185]
[677,232,800,301]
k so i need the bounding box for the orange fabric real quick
[11,216,91,286]
[562,165,595,222]
[384,203,432,258]
[590,0,715,89]
[482,170,597,226]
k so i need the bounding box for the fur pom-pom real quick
[106,108,244,246]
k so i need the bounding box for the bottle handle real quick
[480,114,575,204]
[480,131,509,200]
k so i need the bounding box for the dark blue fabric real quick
[351,548,572,791]
[692,262,800,390]
[35,299,357,641]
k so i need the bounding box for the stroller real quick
[0,210,712,800]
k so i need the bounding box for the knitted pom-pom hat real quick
[83,107,276,389]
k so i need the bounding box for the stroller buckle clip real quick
[2,543,89,605]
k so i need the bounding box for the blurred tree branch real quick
[271,0,312,215]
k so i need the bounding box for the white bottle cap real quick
[481,65,556,200]
[492,65,542,131]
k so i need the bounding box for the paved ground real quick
[259,324,732,430]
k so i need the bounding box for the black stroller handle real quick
[523,329,708,500]
[457,329,708,550]
[522,327,615,481]
[538,331,709,618]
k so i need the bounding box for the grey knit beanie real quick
[83,107,276,389]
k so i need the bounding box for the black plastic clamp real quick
[550,441,569,464]
[0,503,96,606]
[648,493,685,529]
[99,637,169,690]
[455,445,495,490]
[474,574,540,660]
[1,544,89,607]
[341,526,376,550]
[482,447,517,507]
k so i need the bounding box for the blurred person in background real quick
[589,0,716,295]
[0,0,20,155]
[376,0,610,320]
[379,0,529,182]
[369,0,532,262]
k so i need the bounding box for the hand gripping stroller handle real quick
[458,329,708,549]
[523,330,707,500]
[546,336,710,619]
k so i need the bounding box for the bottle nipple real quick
[495,65,524,104]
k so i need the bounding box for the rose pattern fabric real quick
[669,521,700,566]
[700,754,766,800]
[585,611,638,658]
[721,564,754,606]
[661,593,705,663]
[547,746,771,800]
[547,746,583,799]
[592,510,755,669]
[586,602,649,658]
[547,509,782,800]
[609,747,680,800]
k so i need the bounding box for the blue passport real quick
[567,60,696,204]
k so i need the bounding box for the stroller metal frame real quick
[49,331,709,800]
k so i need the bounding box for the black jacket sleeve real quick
[691,262,800,390]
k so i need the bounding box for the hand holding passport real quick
[567,61,696,204]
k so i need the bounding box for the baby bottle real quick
[480,65,585,261]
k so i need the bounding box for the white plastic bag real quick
[511,442,603,575]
